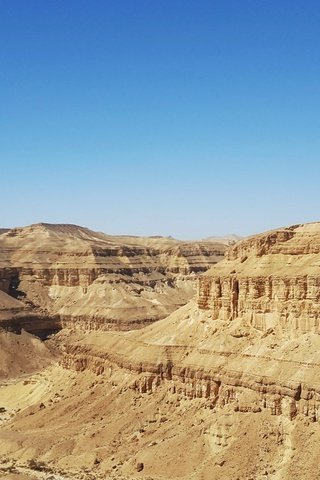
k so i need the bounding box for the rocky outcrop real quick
[198,223,320,333]
[59,333,320,423]
[3,223,320,480]
[53,223,320,427]
[0,223,226,334]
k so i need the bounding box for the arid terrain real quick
[0,223,225,334]
[1,222,320,479]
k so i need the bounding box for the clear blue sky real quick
[1,0,320,238]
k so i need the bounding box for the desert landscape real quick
[2,1,319,478]
[1,222,320,479]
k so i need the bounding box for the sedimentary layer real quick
[0,223,225,333]
[2,223,320,479]
[198,222,320,333]
[57,299,320,421]
[51,222,320,428]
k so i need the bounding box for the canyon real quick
[1,222,320,479]
[0,223,225,335]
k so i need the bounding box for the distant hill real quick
[0,222,226,335]
[204,234,243,244]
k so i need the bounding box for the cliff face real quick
[2,223,320,480]
[198,223,320,333]
[50,222,320,436]
[0,223,225,333]
[57,297,320,424]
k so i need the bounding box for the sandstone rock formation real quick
[1,222,320,480]
[198,223,320,332]
[0,223,225,334]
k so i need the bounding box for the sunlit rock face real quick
[0,223,225,333]
[198,223,320,333]
[2,224,320,480]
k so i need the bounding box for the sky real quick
[1,0,320,239]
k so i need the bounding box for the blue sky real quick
[1,0,320,238]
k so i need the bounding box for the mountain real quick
[0,222,226,335]
[204,234,243,244]
[1,222,320,479]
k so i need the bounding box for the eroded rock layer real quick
[198,223,320,333]
[1,223,320,479]
[0,223,225,333]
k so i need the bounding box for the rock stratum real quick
[0,223,225,334]
[198,222,320,332]
[1,222,320,480]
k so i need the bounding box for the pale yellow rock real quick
[2,223,320,479]
[0,223,225,333]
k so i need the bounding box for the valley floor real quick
[1,320,320,480]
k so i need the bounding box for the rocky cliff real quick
[198,223,320,333]
[2,222,320,480]
[0,223,225,334]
